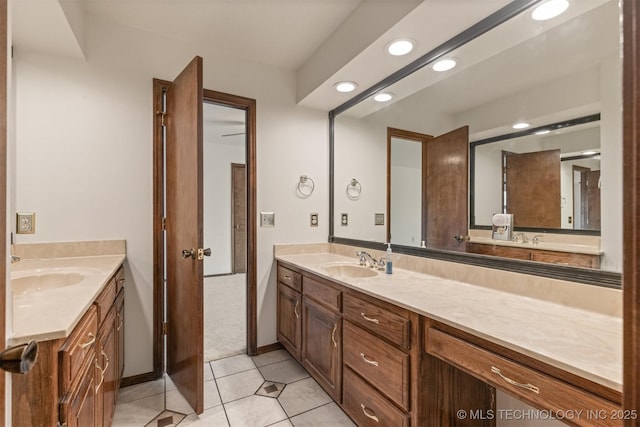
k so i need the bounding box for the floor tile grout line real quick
[212,368,232,426]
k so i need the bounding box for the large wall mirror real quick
[330,0,622,286]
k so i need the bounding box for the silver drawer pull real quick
[101,348,110,376]
[95,359,105,392]
[491,366,540,394]
[283,275,291,280]
[80,332,96,349]
[360,313,379,324]
[360,404,379,423]
[360,352,379,367]
[294,300,300,319]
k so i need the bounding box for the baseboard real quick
[256,342,283,355]
[121,371,161,388]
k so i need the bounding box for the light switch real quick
[341,213,348,226]
[374,213,384,226]
[310,213,318,227]
[260,212,275,227]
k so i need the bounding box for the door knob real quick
[182,249,196,259]
[454,235,470,243]
[197,248,211,260]
[0,340,38,374]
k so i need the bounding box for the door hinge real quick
[162,217,167,230]
[156,110,166,127]
[162,321,168,335]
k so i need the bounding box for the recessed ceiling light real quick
[531,0,569,21]
[535,129,550,135]
[432,58,457,72]
[582,150,597,156]
[334,81,358,93]
[512,122,530,129]
[387,39,415,56]
[374,92,394,102]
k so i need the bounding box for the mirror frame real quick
[469,113,602,234]
[328,0,621,289]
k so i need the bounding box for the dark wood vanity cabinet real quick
[467,242,601,268]
[277,265,302,359]
[12,265,125,427]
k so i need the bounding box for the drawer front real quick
[95,276,117,327]
[303,275,341,312]
[343,321,410,410]
[59,305,98,392]
[343,293,411,349]
[343,367,410,427]
[115,266,125,293]
[426,328,621,427]
[278,264,302,292]
[531,250,600,269]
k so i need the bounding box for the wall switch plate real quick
[260,212,275,227]
[341,213,348,226]
[374,213,385,226]
[310,213,318,227]
[16,212,35,234]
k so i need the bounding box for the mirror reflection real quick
[332,0,621,272]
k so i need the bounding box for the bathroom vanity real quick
[276,246,622,426]
[9,243,126,427]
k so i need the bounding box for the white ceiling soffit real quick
[296,0,514,112]
[13,0,86,59]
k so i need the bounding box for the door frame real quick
[152,80,257,380]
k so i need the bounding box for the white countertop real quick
[275,252,622,393]
[470,236,602,255]
[9,255,126,345]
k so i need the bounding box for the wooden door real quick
[504,149,561,228]
[277,282,302,359]
[301,298,341,402]
[165,56,204,414]
[583,170,601,230]
[425,126,469,251]
[232,163,247,274]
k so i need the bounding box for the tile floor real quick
[112,349,356,427]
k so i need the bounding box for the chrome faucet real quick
[10,255,20,263]
[513,232,529,243]
[532,235,544,244]
[356,251,385,270]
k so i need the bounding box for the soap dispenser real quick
[385,243,393,274]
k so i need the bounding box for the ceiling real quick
[11,0,527,112]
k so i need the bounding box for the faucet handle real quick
[532,235,544,244]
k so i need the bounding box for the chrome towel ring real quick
[346,178,362,200]
[296,175,315,198]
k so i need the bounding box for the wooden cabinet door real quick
[277,282,302,359]
[116,290,125,388]
[59,360,97,427]
[99,307,117,427]
[301,297,342,402]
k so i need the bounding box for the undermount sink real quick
[11,268,92,295]
[322,263,379,278]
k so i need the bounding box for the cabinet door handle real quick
[95,359,105,393]
[359,352,379,367]
[360,404,379,423]
[80,332,96,349]
[491,366,539,394]
[360,313,379,324]
[331,324,338,348]
[283,275,291,280]
[101,348,110,376]
[117,313,124,331]
[294,300,300,319]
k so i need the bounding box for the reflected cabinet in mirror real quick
[330,0,622,282]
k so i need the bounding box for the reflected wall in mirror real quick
[331,0,622,273]
[471,115,602,231]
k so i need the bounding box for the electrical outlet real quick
[310,213,318,227]
[16,212,36,234]
[341,213,348,226]
[374,213,385,226]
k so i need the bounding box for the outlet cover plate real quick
[341,213,348,226]
[374,213,385,226]
[17,212,35,234]
[260,212,275,228]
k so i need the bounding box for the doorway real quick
[152,78,257,386]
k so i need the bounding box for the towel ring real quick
[346,178,362,200]
[296,175,315,199]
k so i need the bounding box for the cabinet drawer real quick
[530,250,600,268]
[278,265,302,292]
[59,305,98,392]
[343,321,410,410]
[343,367,410,427]
[343,293,411,349]
[95,276,117,328]
[426,327,621,427]
[115,266,125,293]
[303,275,341,312]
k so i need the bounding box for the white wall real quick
[12,14,329,376]
[203,137,245,276]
